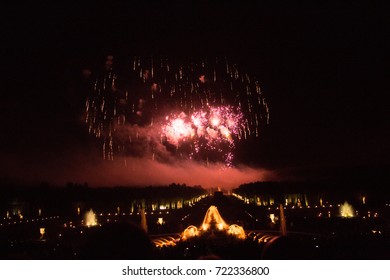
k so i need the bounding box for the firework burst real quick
[161,105,243,166]
[84,56,269,165]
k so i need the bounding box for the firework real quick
[84,56,269,165]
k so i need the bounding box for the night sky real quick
[1,2,388,187]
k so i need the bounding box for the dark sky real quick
[1,2,388,186]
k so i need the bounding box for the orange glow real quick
[227,224,246,239]
[84,209,98,227]
[179,205,246,242]
[39,227,45,238]
[340,202,354,218]
[201,205,228,231]
[182,225,199,240]
[153,236,179,248]
[269,213,275,224]
[157,217,165,225]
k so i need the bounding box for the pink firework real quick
[161,105,244,166]
[84,56,269,165]
[163,113,194,147]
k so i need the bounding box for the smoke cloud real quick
[1,152,273,189]
[73,157,273,189]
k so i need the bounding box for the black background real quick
[1,1,388,184]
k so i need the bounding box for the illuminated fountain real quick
[200,205,228,231]
[153,235,181,248]
[154,205,263,247]
[182,205,245,240]
[39,227,45,239]
[84,209,98,227]
[227,224,246,239]
[182,225,199,240]
[340,202,354,218]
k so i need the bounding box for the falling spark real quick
[84,56,269,166]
